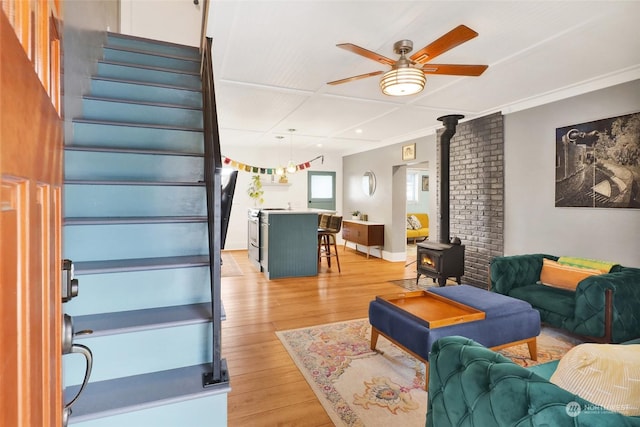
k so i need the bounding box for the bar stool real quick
[318,215,342,272]
[317,213,332,267]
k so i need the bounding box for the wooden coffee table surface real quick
[376,290,485,328]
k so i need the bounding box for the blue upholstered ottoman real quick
[369,285,541,387]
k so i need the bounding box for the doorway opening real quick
[406,163,430,255]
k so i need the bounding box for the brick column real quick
[436,112,504,287]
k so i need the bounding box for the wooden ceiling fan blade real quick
[327,71,384,85]
[410,25,479,64]
[337,43,396,66]
[421,64,488,76]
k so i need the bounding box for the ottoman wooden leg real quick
[527,337,538,361]
[370,326,429,390]
[370,327,379,351]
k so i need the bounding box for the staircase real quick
[62,33,229,426]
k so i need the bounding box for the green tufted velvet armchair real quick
[426,336,640,427]
[489,254,640,343]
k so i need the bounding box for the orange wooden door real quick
[1,7,63,427]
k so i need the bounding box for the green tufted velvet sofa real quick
[489,254,640,343]
[426,336,640,427]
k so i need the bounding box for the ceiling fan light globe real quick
[380,68,426,96]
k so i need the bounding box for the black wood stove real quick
[416,114,466,286]
[416,241,465,286]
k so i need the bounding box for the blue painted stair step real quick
[63,266,212,316]
[106,32,200,59]
[103,46,200,73]
[97,61,201,90]
[64,183,206,217]
[64,222,209,261]
[71,119,204,153]
[64,321,212,384]
[82,97,203,128]
[90,78,202,108]
[63,364,229,425]
[64,150,204,182]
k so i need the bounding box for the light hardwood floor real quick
[222,246,418,426]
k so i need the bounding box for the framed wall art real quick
[402,143,416,161]
[555,111,640,208]
[422,175,429,191]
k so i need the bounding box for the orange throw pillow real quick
[539,258,601,291]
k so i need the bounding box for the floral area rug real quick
[499,325,582,368]
[387,277,439,291]
[276,319,580,427]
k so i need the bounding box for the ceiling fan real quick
[327,25,488,96]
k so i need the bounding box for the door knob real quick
[62,406,71,427]
[62,314,93,423]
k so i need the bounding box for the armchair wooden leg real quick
[527,338,537,361]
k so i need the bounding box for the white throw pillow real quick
[406,216,414,230]
[550,343,640,416]
[408,215,422,230]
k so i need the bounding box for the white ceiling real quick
[208,1,640,155]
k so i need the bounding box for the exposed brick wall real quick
[436,112,504,288]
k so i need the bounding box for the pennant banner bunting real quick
[221,155,324,175]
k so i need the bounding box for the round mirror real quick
[362,171,376,196]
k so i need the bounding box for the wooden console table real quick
[342,220,384,259]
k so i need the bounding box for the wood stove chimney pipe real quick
[437,114,464,244]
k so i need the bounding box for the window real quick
[406,170,419,202]
[307,171,336,210]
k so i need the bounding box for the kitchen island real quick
[254,210,319,279]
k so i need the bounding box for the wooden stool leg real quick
[331,234,341,272]
[324,234,331,267]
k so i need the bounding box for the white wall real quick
[343,136,436,261]
[120,0,202,46]
[504,79,640,268]
[221,145,342,250]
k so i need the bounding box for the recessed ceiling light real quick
[355,129,363,134]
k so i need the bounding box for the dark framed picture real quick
[402,143,416,161]
[422,175,429,191]
[555,111,640,208]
